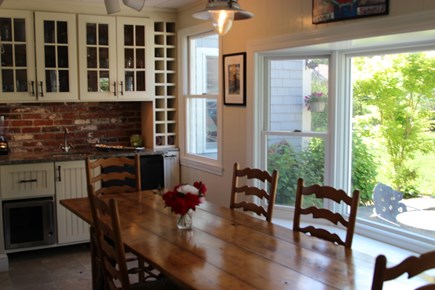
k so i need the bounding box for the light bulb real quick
[210,10,235,36]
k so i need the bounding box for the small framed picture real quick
[312,0,389,24]
[223,52,246,106]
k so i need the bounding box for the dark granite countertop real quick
[0,148,168,165]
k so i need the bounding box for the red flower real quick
[194,181,207,197]
[162,182,205,215]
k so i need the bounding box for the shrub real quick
[351,134,378,205]
[268,135,378,206]
[268,140,301,205]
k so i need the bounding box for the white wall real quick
[177,0,435,207]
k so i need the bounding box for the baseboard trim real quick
[0,253,9,272]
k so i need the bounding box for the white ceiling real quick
[61,0,201,9]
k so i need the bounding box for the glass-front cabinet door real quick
[116,17,153,100]
[35,12,78,101]
[78,15,116,101]
[0,10,36,102]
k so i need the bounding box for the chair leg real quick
[90,227,105,290]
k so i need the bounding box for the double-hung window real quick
[179,28,221,174]
[253,29,435,253]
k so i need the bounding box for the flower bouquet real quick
[162,181,207,229]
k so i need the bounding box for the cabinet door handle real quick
[30,81,35,96]
[57,165,62,182]
[39,81,44,97]
[113,81,117,96]
[19,179,37,183]
[120,81,124,96]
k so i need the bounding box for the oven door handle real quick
[18,179,37,183]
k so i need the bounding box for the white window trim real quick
[247,11,435,253]
[178,23,223,176]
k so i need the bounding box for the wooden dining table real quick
[60,190,382,290]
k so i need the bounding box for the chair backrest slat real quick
[293,178,360,248]
[86,154,141,197]
[88,185,131,289]
[230,162,279,222]
[371,250,435,290]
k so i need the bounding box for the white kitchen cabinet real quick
[78,15,154,101]
[34,12,78,101]
[0,10,37,102]
[116,17,154,100]
[0,162,55,199]
[78,14,117,101]
[55,160,90,244]
[0,10,78,102]
[164,151,180,189]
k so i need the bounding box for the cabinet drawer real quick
[0,163,55,199]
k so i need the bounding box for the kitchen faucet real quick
[60,127,73,152]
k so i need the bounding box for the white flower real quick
[178,184,199,195]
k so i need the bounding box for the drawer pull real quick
[19,179,37,183]
[31,81,35,96]
[57,166,62,182]
[39,81,44,97]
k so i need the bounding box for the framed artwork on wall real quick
[223,52,246,106]
[312,0,389,24]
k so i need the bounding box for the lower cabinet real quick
[0,155,171,252]
[55,160,90,244]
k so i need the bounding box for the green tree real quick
[353,53,435,195]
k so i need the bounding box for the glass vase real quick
[177,212,192,230]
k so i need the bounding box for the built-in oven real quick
[3,197,56,250]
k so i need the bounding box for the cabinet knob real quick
[113,81,117,96]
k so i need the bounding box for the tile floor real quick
[0,244,92,290]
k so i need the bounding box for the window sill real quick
[180,157,223,176]
[273,217,419,261]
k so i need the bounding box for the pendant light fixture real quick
[104,0,145,14]
[192,0,253,36]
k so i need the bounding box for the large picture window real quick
[255,30,435,253]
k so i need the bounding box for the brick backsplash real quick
[0,102,142,153]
